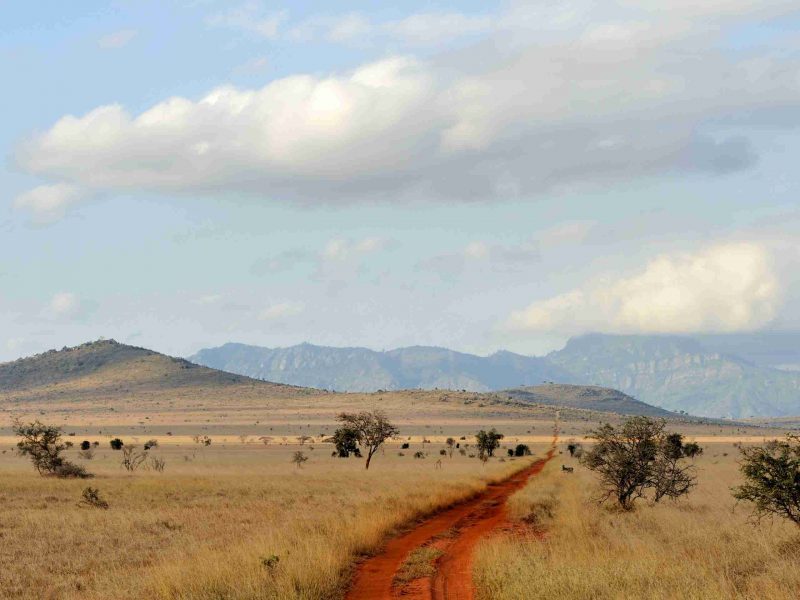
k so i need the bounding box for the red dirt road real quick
[345,440,556,600]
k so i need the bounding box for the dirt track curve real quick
[345,433,557,600]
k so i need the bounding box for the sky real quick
[1,0,799,362]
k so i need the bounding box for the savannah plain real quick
[1,342,798,599]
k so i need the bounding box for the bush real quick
[291,451,309,468]
[440,449,447,456]
[514,444,532,457]
[80,440,91,451]
[414,451,425,459]
[143,439,159,450]
[401,442,410,449]
[53,461,92,479]
[507,448,514,457]
[79,487,108,509]
[110,438,124,450]
[682,442,703,458]
[733,435,800,527]
[150,456,166,472]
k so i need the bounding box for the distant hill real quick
[0,339,315,403]
[190,343,569,393]
[191,335,800,418]
[548,334,800,419]
[504,384,676,417]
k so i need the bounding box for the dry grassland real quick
[0,433,547,600]
[475,442,800,600]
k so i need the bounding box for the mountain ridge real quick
[190,334,800,418]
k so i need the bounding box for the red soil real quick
[345,439,556,600]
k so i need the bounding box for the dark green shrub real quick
[515,444,531,457]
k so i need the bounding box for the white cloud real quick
[539,221,596,248]
[326,13,372,42]
[98,29,138,49]
[384,12,495,45]
[233,56,269,75]
[48,292,81,318]
[258,302,304,321]
[16,1,800,205]
[508,242,780,334]
[208,4,287,39]
[422,239,539,277]
[321,237,394,262]
[13,184,85,224]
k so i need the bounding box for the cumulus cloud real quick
[98,29,138,49]
[508,242,780,335]
[258,301,304,321]
[15,1,800,205]
[13,184,85,224]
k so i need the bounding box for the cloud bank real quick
[508,242,780,335]
[13,0,800,211]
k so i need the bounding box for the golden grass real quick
[475,443,800,599]
[0,441,535,600]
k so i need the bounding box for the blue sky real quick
[1,0,799,361]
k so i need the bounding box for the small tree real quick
[13,419,91,478]
[291,451,309,468]
[475,429,504,458]
[582,417,696,510]
[445,437,456,458]
[336,410,399,470]
[733,436,800,527]
[13,419,65,475]
[109,438,124,450]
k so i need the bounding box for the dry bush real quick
[121,446,148,472]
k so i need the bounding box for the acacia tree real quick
[582,417,696,510]
[733,436,800,527]
[336,410,398,470]
[475,429,504,458]
[13,419,90,478]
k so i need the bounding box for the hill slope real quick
[504,383,676,417]
[190,343,568,393]
[0,339,315,403]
